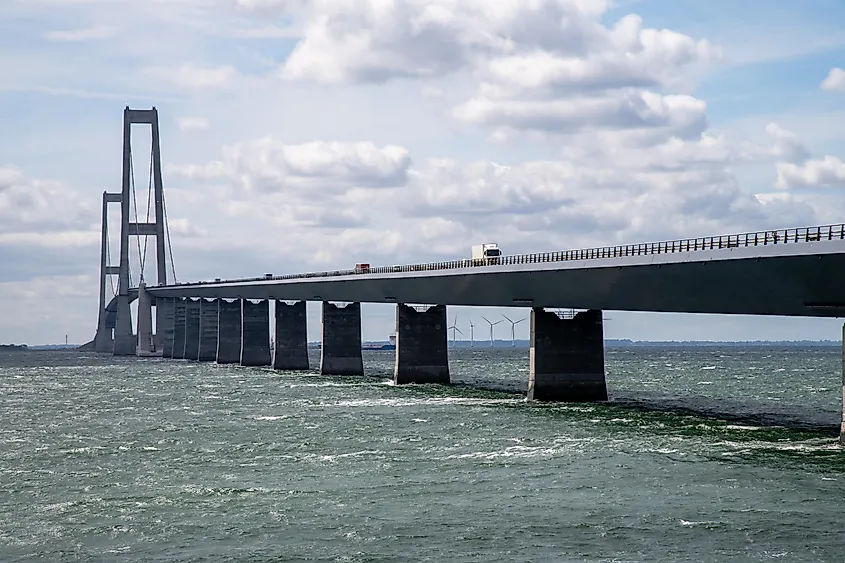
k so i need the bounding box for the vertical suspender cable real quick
[140,142,154,278]
[162,193,177,283]
[129,145,145,284]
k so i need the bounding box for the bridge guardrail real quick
[166,223,845,288]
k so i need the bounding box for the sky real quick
[1,0,845,345]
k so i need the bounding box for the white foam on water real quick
[325,397,521,409]
[680,519,722,527]
[701,366,717,370]
[724,424,763,431]
[254,415,287,421]
[554,405,596,413]
[445,445,559,461]
[715,438,840,454]
[60,446,106,455]
[442,437,597,462]
[287,381,378,388]
[316,450,383,462]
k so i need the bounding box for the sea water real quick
[1,347,843,562]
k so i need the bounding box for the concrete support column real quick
[394,304,450,385]
[198,299,219,362]
[527,308,607,402]
[274,301,310,371]
[216,299,241,364]
[158,297,175,358]
[241,299,271,367]
[320,302,364,376]
[184,299,201,361]
[172,299,187,359]
[135,282,155,356]
[113,296,135,356]
[93,328,114,354]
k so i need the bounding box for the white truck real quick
[471,243,501,265]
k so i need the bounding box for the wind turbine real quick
[481,316,503,347]
[501,314,526,347]
[467,317,475,347]
[448,313,463,347]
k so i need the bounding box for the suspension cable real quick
[129,145,145,284]
[140,142,154,281]
[162,189,178,283]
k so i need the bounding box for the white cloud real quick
[170,138,412,196]
[167,217,209,238]
[821,67,845,92]
[765,123,809,163]
[775,156,845,189]
[764,124,845,190]
[481,15,720,93]
[263,1,720,146]
[177,116,210,132]
[277,0,619,84]
[170,123,821,264]
[43,25,116,41]
[0,165,94,235]
[453,90,709,140]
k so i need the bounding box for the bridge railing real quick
[170,223,845,287]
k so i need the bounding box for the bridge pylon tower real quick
[100,106,172,355]
[92,190,122,352]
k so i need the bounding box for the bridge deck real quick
[145,224,845,317]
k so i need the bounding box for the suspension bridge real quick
[81,107,845,441]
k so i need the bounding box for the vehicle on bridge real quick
[472,243,501,265]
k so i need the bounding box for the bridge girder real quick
[144,241,845,318]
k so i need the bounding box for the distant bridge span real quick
[145,225,845,318]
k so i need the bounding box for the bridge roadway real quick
[145,226,845,317]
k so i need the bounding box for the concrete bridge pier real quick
[135,282,155,356]
[184,299,201,361]
[158,297,175,358]
[92,329,114,354]
[394,304,450,385]
[113,296,135,356]
[198,299,219,362]
[216,299,241,364]
[171,298,187,359]
[241,299,271,367]
[320,302,364,376]
[273,301,310,371]
[527,308,607,402]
